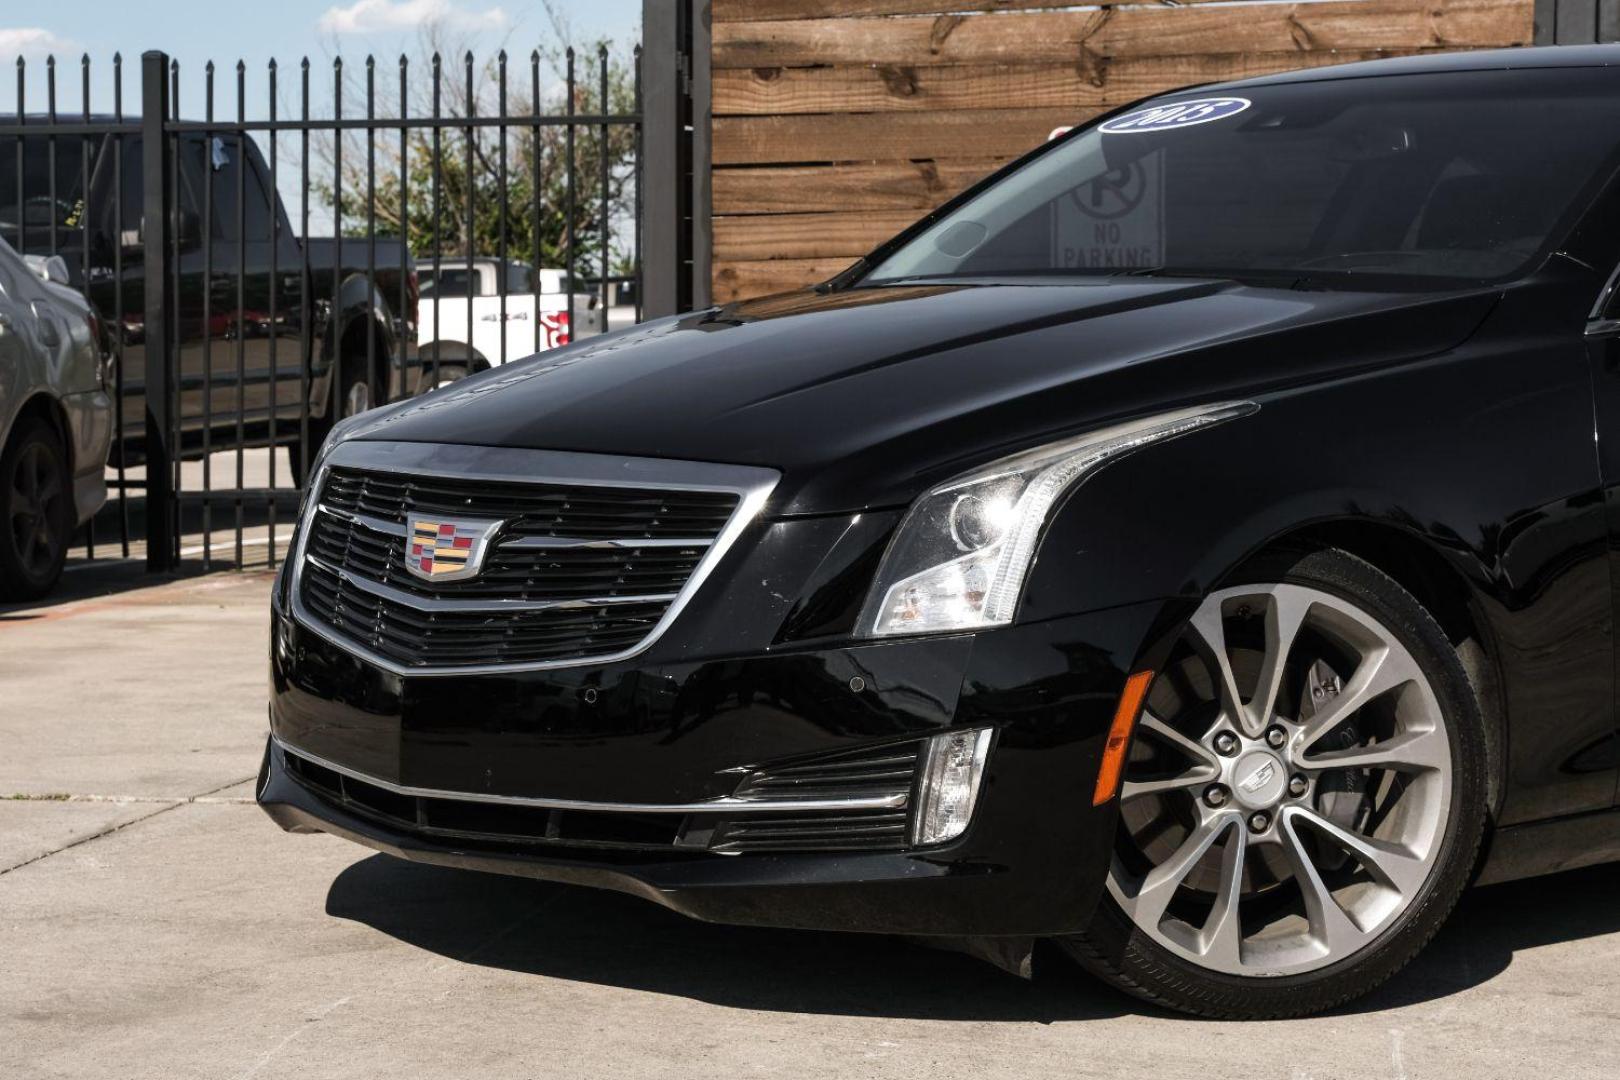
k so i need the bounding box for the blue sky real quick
[1,0,642,116]
[1,1,642,233]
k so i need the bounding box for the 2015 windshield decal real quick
[1099,97,1252,134]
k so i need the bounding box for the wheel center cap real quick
[1230,750,1287,809]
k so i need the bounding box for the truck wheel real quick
[292,360,381,487]
[1062,547,1486,1019]
[0,418,73,601]
[336,361,376,419]
[420,364,468,393]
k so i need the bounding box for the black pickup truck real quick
[1,124,420,478]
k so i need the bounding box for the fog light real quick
[912,728,994,846]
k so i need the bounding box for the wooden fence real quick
[708,0,1538,303]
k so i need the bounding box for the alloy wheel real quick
[8,439,67,579]
[1106,582,1453,977]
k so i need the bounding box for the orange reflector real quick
[1093,670,1155,806]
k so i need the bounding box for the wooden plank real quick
[714,106,1097,164]
[714,258,860,303]
[713,50,1423,115]
[714,209,924,260]
[712,0,1535,68]
[714,158,1007,213]
[714,0,1231,21]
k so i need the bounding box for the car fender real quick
[1021,294,1612,826]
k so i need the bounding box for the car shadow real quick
[1341,858,1620,1015]
[324,853,1133,1022]
[0,558,169,620]
[324,853,1620,1021]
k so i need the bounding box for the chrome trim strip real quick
[500,535,715,551]
[275,736,909,815]
[304,553,678,614]
[289,441,779,676]
[318,503,407,537]
[319,502,715,551]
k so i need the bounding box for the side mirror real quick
[137,208,203,252]
[23,254,72,286]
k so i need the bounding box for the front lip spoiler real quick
[273,735,911,815]
[258,736,1041,936]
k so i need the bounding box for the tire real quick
[1062,546,1487,1019]
[293,358,380,486]
[0,417,74,601]
[332,358,378,421]
[419,363,468,394]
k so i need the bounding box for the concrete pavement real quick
[3,570,1619,1079]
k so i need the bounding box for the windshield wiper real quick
[816,257,868,293]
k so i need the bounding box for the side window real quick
[90,134,143,246]
[92,135,205,249]
[174,137,209,241]
[201,136,273,242]
[504,262,535,293]
[420,268,480,297]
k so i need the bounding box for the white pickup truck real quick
[415,257,606,386]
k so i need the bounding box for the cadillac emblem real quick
[404,514,503,582]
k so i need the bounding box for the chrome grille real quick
[709,810,912,853]
[320,466,739,541]
[296,462,743,670]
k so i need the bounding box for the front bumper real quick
[261,586,1168,936]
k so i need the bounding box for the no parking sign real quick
[1054,154,1164,270]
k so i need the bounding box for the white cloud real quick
[0,28,79,59]
[317,0,508,35]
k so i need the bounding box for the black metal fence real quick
[2,21,701,576]
[1536,0,1620,42]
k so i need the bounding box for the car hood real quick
[355,280,1498,515]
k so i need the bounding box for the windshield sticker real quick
[1099,97,1252,135]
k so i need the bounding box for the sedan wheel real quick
[1065,548,1486,1019]
[0,418,73,601]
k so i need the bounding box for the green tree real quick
[316,20,639,282]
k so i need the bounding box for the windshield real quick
[863,68,1620,290]
[0,135,103,231]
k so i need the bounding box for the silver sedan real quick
[0,241,112,599]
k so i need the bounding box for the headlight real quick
[858,401,1257,638]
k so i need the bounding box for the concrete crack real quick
[0,774,256,877]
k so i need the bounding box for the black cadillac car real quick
[259,46,1620,1019]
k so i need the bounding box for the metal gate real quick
[3,5,701,579]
